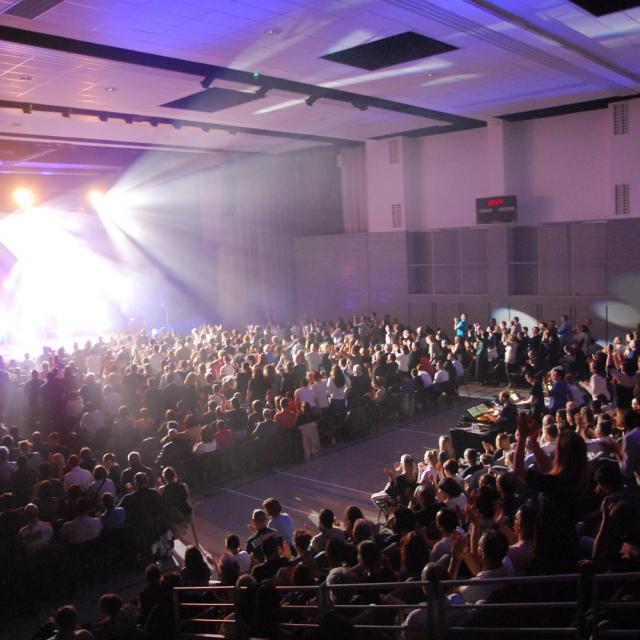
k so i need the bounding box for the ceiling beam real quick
[0,99,363,148]
[0,24,485,130]
[467,0,640,87]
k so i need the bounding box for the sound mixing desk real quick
[450,402,502,456]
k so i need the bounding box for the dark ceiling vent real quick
[321,31,457,71]
[570,1,640,16]
[1,0,64,19]
[162,88,260,114]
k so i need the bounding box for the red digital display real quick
[487,198,505,206]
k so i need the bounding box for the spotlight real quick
[12,187,35,209]
[351,101,368,111]
[254,85,269,99]
[98,113,109,122]
[88,190,105,208]
[22,103,32,115]
[172,121,182,130]
[305,95,319,107]
[149,119,158,127]
[200,125,211,133]
[61,108,71,118]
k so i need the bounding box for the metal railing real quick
[170,570,640,640]
[591,571,640,639]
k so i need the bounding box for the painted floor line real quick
[275,470,372,497]
[393,427,444,436]
[200,484,312,518]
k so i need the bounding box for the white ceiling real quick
[0,0,639,155]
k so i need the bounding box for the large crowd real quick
[0,312,639,638]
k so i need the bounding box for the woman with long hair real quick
[182,372,200,413]
[514,414,588,573]
[438,435,456,465]
[399,530,431,581]
[326,364,349,445]
[417,449,439,485]
[327,364,348,414]
[181,545,211,587]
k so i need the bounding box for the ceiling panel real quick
[0,0,636,156]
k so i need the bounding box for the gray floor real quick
[4,384,498,639]
[186,386,495,556]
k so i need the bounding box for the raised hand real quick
[516,413,530,440]
[450,530,467,560]
[464,501,480,526]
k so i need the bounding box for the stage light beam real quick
[12,187,35,209]
[88,190,105,208]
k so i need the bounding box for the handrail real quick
[173,571,600,639]
[591,570,640,639]
[593,571,640,583]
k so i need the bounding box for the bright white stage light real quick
[88,189,105,208]
[12,187,36,209]
[0,207,131,346]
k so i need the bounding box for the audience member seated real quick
[2,312,640,636]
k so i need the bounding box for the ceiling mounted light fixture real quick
[305,95,319,107]
[21,103,32,114]
[200,72,218,89]
[19,75,32,81]
[264,27,281,36]
[61,108,71,118]
[98,113,108,122]
[254,85,269,98]
[352,101,368,111]
[104,86,117,92]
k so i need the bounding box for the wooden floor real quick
[184,385,496,557]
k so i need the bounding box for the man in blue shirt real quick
[557,314,572,348]
[548,367,569,414]
[454,314,468,338]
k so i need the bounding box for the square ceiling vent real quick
[1,0,64,18]
[162,88,259,113]
[571,1,640,16]
[321,31,457,71]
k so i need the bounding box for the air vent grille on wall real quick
[388,139,400,165]
[1,0,64,18]
[613,103,629,135]
[615,184,630,216]
[392,203,403,228]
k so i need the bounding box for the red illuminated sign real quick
[476,195,517,224]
